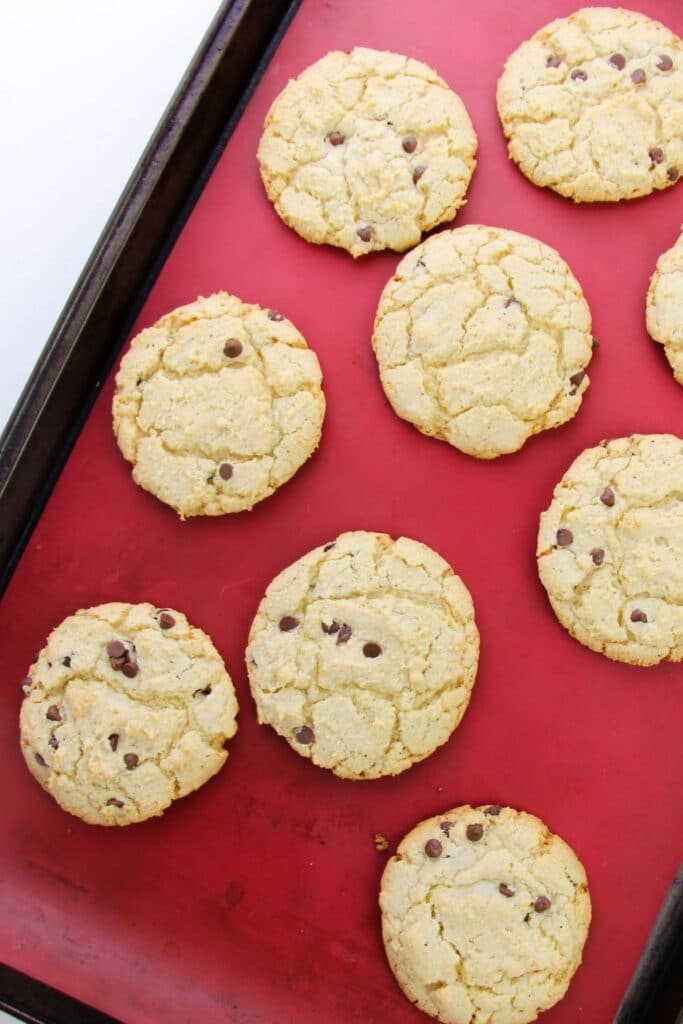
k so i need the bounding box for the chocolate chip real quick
[424,839,442,858]
[570,69,587,81]
[336,624,352,644]
[62,656,71,667]
[569,371,585,388]
[534,895,551,913]
[109,734,119,752]
[328,131,345,145]
[110,655,127,670]
[106,798,124,808]
[649,147,664,164]
[412,165,426,184]
[223,339,243,358]
[357,226,373,242]
[591,548,605,566]
[323,542,336,552]
[600,487,615,507]
[35,752,47,767]
[158,612,175,630]
[667,167,679,182]
[546,54,561,68]
[630,608,648,623]
[363,642,382,658]
[122,662,138,678]
[124,753,139,770]
[294,725,314,744]
[556,528,573,546]
[46,706,61,722]
[499,883,515,897]
[268,310,284,322]
[19,678,32,695]
[322,620,340,635]
[193,686,212,697]
[609,53,626,70]
[219,462,233,481]
[440,820,453,835]
[279,616,299,632]
[485,805,501,816]
[49,735,59,750]
[466,823,484,842]
[631,69,646,85]
[402,134,418,153]
[107,641,126,659]
[657,54,673,72]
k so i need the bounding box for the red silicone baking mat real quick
[1,1,682,1021]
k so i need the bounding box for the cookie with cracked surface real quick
[20,603,238,825]
[497,7,683,202]
[246,531,479,779]
[372,225,592,459]
[257,47,477,257]
[113,292,325,517]
[380,805,591,1024]
[538,434,683,665]
[647,226,683,385]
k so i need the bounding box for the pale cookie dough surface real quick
[113,293,325,517]
[497,7,683,202]
[380,805,591,1024]
[647,227,683,385]
[538,434,683,665]
[20,603,239,825]
[372,226,593,459]
[258,48,477,257]
[246,531,479,779]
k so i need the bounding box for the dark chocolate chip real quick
[499,883,515,898]
[62,656,71,667]
[124,753,139,770]
[193,687,212,697]
[323,542,336,551]
[159,612,176,630]
[19,678,32,695]
[106,798,124,808]
[336,624,352,644]
[110,655,127,670]
[657,54,673,72]
[223,339,243,358]
[556,528,573,546]
[630,608,648,623]
[279,616,299,632]
[122,662,138,678]
[322,620,340,635]
[328,131,345,145]
[631,69,646,84]
[600,487,615,507]
[46,706,61,722]
[570,69,587,81]
[363,642,382,658]
[35,752,47,767]
[534,895,551,912]
[466,823,484,842]
[49,735,59,750]
[591,548,605,566]
[357,226,373,242]
[569,371,585,388]
[402,134,418,153]
[649,147,664,164]
[546,55,561,68]
[294,725,314,744]
[412,165,426,184]
[107,641,126,659]
[609,53,626,70]
[424,838,443,858]
[109,734,119,752]
[485,805,502,816]
[219,462,233,481]
[440,820,453,835]
[268,310,284,322]
[667,167,679,182]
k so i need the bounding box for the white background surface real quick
[0,0,222,435]
[0,5,222,1018]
